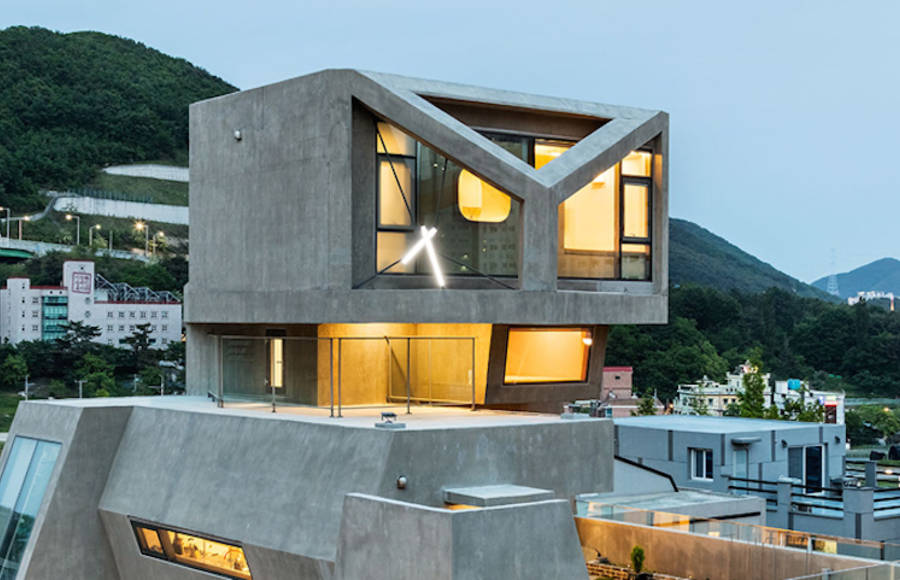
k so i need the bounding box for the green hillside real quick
[670,217,832,300]
[0,26,236,211]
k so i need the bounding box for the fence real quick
[215,335,476,415]
[787,562,900,580]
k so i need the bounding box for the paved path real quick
[103,164,189,182]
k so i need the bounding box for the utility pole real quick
[76,379,85,399]
[23,375,30,401]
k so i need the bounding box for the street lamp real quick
[65,213,80,246]
[134,221,149,255]
[19,216,30,240]
[89,224,101,247]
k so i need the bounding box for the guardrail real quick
[215,334,477,416]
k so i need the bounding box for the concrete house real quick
[615,415,846,493]
[0,70,671,580]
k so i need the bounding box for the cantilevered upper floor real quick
[186,69,668,326]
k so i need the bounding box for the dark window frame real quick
[129,518,252,580]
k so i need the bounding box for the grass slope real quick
[0,26,235,211]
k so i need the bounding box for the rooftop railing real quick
[215,335,477,416]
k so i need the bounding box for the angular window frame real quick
[502,326,594,385]
[130,518,252,580]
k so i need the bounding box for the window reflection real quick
[0,437,61,580]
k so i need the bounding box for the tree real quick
[122,323,154,369]
[630,545,645,574]
[75,353,116,397]
[634,391,657,416]
[738,353,767,419]
[0,354,28,391]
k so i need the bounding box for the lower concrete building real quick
[614,415,845,494]
[0,397,613,579]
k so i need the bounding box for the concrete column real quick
[771,477,794,530]
[519,187,555,291]
[866,461,878,488]
[843,486,874,540]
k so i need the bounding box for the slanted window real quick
[0,437,61,576]
[373,121,521,280]
[504,327,592,384]
[131,520,251,579]
[690,448,713,481]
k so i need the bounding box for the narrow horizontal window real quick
[621,150,652,177]
[131,520,252,579]
[504,327,592,384]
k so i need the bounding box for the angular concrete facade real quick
[185,69,669,411]
[3,398,612,579]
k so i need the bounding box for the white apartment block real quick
[0,260,181,349]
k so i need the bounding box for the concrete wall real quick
[334,494,588,580]
[94,402,613,577]
[184,71,668,325]
[2,401,134,580]
[575,517,877,580]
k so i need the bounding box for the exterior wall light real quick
[233,129,242,141]
[396,475,408,490]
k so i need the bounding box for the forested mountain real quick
[606,285,900,402]
[0,26,236,211]
[812,257,900,300]
[670,218,832,300]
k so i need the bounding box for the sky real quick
[4,0,898,282]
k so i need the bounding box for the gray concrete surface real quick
[443,484,554,507]
[334,494,589,580]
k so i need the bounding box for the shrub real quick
[630,545,645,573]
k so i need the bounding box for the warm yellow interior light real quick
[457,170,511,223]
[563,166,617,252]
[504,328,592,384]
[379,160,414,226]
[623,183,650,238]
[621,150,652,177]
[534,143,570,170]
[269,338,284,388]
[376,122,416,156]
[376,232,413,273]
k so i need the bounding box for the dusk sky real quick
[4,0,897,283]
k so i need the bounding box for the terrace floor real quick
[33,395,583,430]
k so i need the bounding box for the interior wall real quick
[316,323,491,407]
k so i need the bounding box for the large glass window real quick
[131,520,252,580]
[372,120,654,283]
[375,122,521,280]
[544,142,654,281]
[504,327,592,384]
[0,437,61,579]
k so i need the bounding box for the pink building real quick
[598,366,664,418]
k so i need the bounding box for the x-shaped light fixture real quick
[401,226,445,288]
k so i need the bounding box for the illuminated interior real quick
[457,170,512,222]
[132,521,252,580]
[268,338,284,388]
[374,121,521,279]
[371,119,654,282]
[540,139,653,281]
[504,327,592,384]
